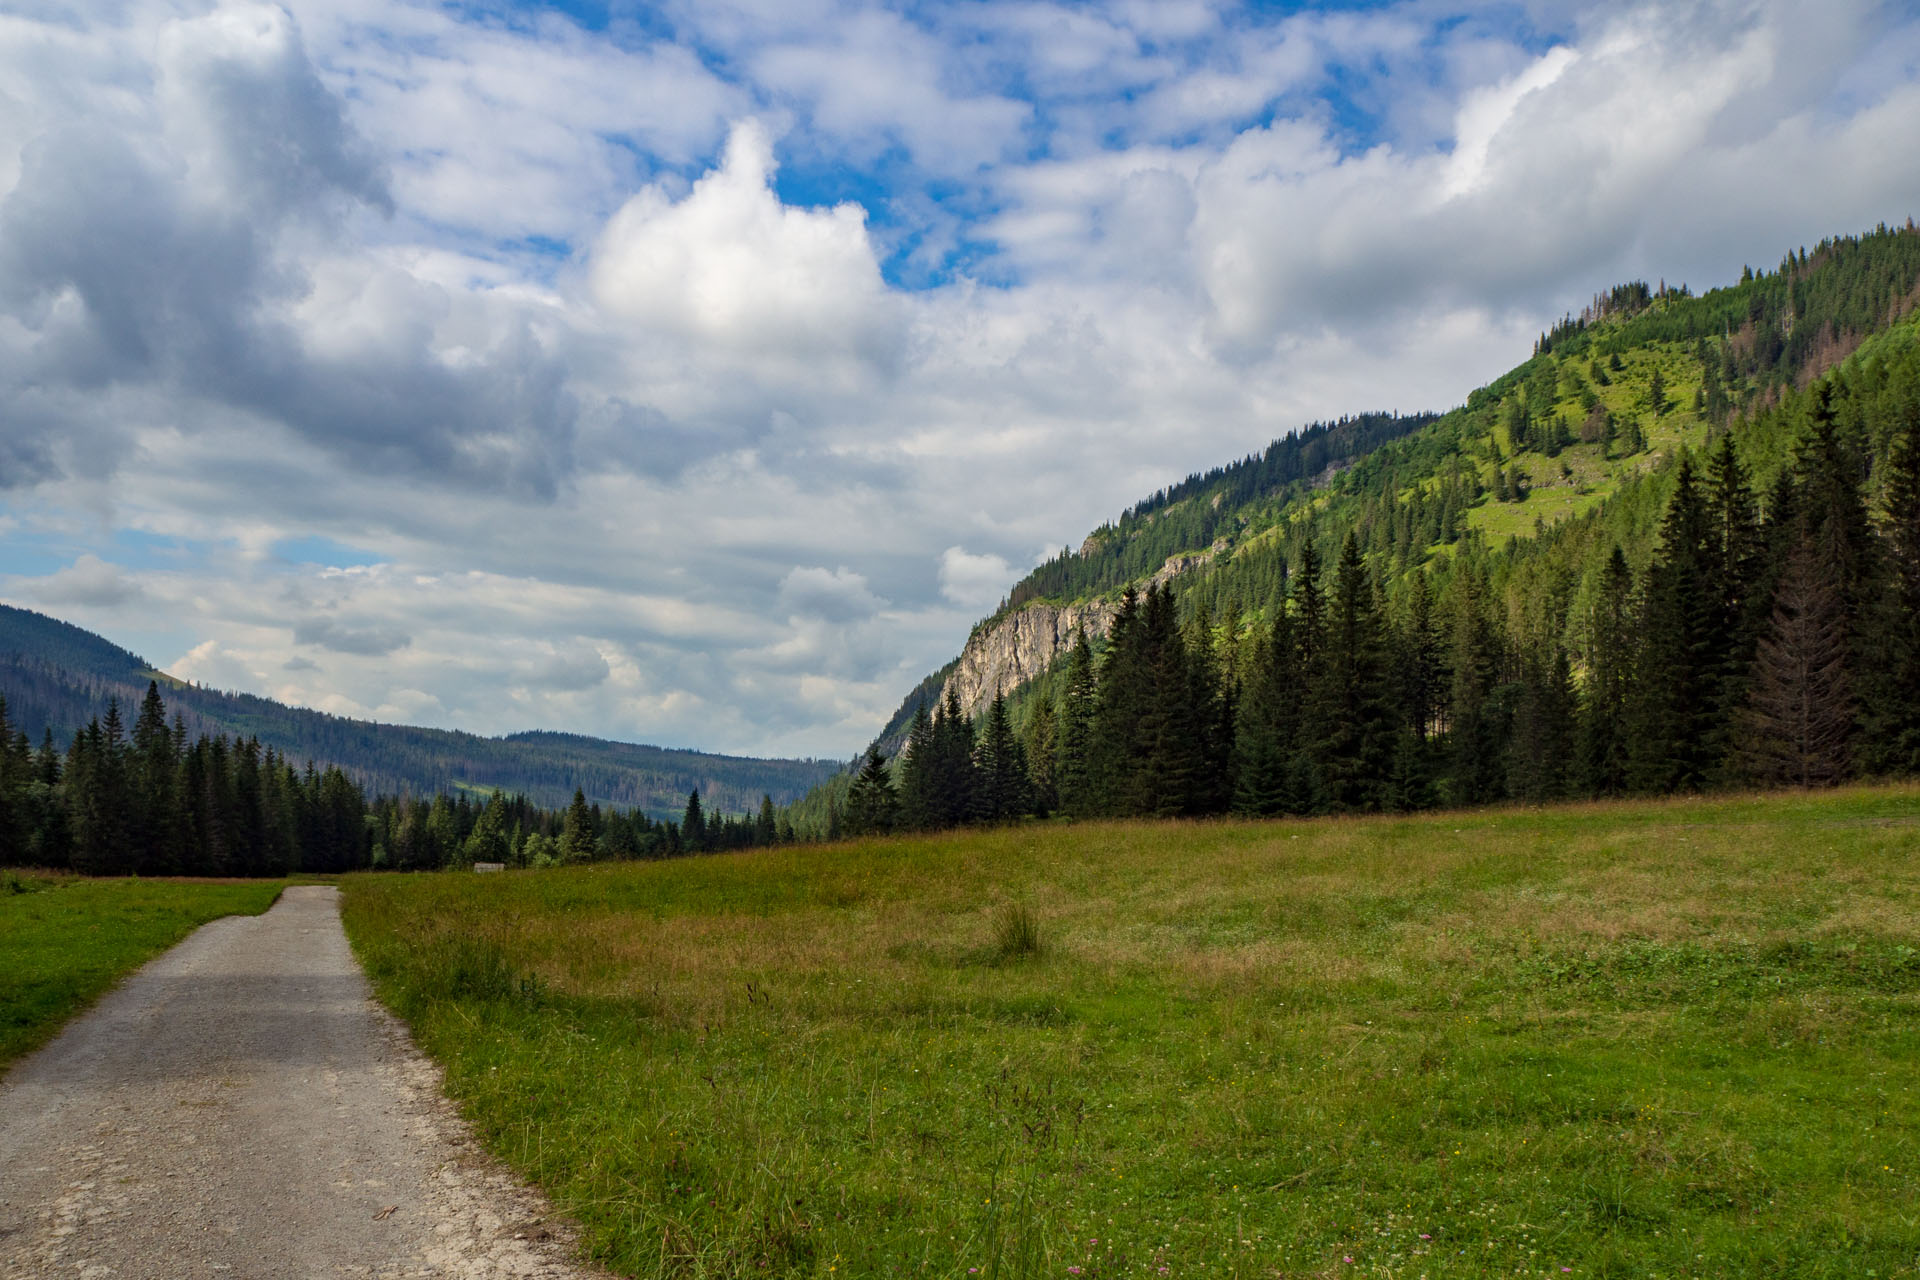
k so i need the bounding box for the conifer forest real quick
[835,226,1920,838]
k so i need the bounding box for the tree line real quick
[838,387,1920,835]
[0,682,788,875]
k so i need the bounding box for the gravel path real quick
[0,885,604,1280]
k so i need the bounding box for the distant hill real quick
[0,605,838,817]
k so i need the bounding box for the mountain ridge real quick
[0,603,838,817]
[857,220,1920,766]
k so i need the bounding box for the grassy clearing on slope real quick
[342,787,1920,1280]
[0,872,285,1070]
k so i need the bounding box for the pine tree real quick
[843,745,899,836]
[1628,458,1720,792]
[1795,383,1874,623]
[974,692,1029,822]
[1395,572,1445,741]
[70,704,133,876]
[1135,586,1204,817]
[1862,400,1920,770]
[1092,587,1151,816]
[1738,533,1854,786]
[896,700,939,830]
[464,790,512,864]
[1023,693,1059,816]
[933,689,979,826]
[1311,534,1394,812]
[1055,630,1098,817]
[1231,605,1298,816]
[756,795,777,846]
[128,682,181,875]
[1445,566,1509,805]
[1182,604,1234,815]
[680,790,705,853]
[1579,547,1635,794]
[1508,649,1575,800]
[560,788,596,862]
[1702,432,1764,776]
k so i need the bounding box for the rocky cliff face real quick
[937,543,1227,719]
[939,599,1115,721]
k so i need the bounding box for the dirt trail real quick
[0,885,604,1280]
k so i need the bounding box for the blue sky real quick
[2,0,1918,756]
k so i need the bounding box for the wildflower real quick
[1420,1234,1431,1240]
[1069,1269,1083,1276]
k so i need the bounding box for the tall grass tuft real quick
[992,901,1043,962]
[417,934,544,1004]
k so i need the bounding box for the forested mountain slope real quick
[813,221,1920,835]
[886,223,1920,730]
[0,605,837,816]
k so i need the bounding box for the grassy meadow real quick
[0,871,285,1069]
[340,787,1920,1279]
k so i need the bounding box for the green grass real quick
[1465,341,1715,550]
[342,786,1920,1279]
[0,872,285,1070]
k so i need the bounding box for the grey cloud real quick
[529,646,611,691]
[0,6,575,500]
[157,4,392,222]
[283,655,319,671]
[575,398,737,482]
[23,555,145,608]
[777,566,884,622]
[292,616,411,656]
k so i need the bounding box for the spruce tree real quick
[466,790,512,864]
[1738,532,1854,786]
[1231,605,1298,816]
[974,692,1029,822]
[1394,572,1445,741]
[680,790,704,852]
[1628,458,1720,792]
[843,745,899,836]
[1445,565,1509,805]
[130,682,181,875]
[1182,604,1234,815]
[1703,432,1765,774]
[1092,587,1150,816]
[933,689,979,825]
[560,788,596,862]
[1136,586,1203,817]
[1023,693,1059,816]
[1862,401,1920,770]
[1311,534,1394,812]
[1578,547,1635,794]
[1508,649,1575,800]
[1794,383,1874,623]
[1055,630,1098,817]
[896,700,938,830]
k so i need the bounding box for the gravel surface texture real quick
[0,885,605,1280]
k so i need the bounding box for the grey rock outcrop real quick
[936,541,1228,720]
[938,600,1116,721]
